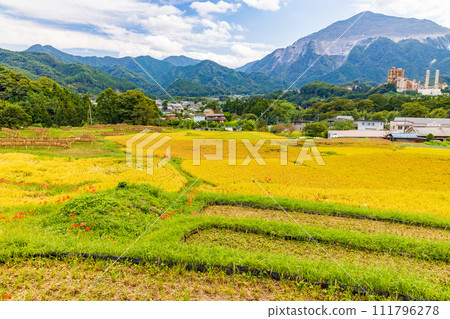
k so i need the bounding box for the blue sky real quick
[0,0,448,68]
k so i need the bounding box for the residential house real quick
[203,109,214,115]
[206,113,226,123]
[406,126,450,141]
[193,114,206,122]
[327,116,354,124]
[164,114,176,121]
[357,120,385,131]
[390,117,450,132]
[336,115,354,121]
[291,120,312,131]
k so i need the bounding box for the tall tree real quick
[95,88,119,124]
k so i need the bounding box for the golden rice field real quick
[110,131,450,218]
[0,153,186,207]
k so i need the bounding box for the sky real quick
[0,0,449,68]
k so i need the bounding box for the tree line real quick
[0,65,159,129]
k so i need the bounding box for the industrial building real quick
[387,67,447,95]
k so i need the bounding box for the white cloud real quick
[242,0,281,11]
[0,0,271,68]
[354,0,450,28]
[231,43,268,59]
[190,1,241,16]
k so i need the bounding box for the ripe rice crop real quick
[0,153,187,207]
[110,131,450,217]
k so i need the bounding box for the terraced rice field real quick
[1,129,449,301]
[0,258,380,301]
[201,205,449,241]
[110,131,450,218]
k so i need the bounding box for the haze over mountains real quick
[1,11,450,97]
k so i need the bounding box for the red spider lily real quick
[107,238,111,241]
[2,295,11,300]
[193,212,198,216]
[86,227,91,231]
[80,223,86,226]
[178,209,182,212]
[72,224,79,228]
[160,214,169,219]
[70,213,76,216]
[0,216,6,220]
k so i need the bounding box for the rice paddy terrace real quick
[0,128,449,301]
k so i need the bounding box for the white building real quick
[390,117,450,132]
[193,114,206,122]
[418,89,442,96]
[357,120,385,131]
[328,130,388,139]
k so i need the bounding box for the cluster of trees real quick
[0,65,159,128]
[0,65,92,128]
[95,89,159,125]
[298,94,450,122]
[222,97,301,123]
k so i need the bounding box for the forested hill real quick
[0,64,159,129]
[26,45,283,97]
[0,48,140,96]
[0,64,92,127]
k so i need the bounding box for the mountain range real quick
[1,11,449,97]
[23,45,282,97]
[241,11,450,85]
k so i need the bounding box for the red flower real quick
[2,295,11,300]
[80,223,86,226]
[72,224,79,228]
[86,227,91,231]
[70,213,76,216]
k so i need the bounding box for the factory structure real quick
[387,67,447,95]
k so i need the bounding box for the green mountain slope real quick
[26,45,282,96]
[0,49,139,96]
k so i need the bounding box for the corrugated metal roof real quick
[389,133,419,139]
[411,127,450,137]
[328,130,388,138]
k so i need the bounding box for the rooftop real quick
[393,117,450,125]
[328,130,388,138]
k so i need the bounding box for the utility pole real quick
[89,103,93,125]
